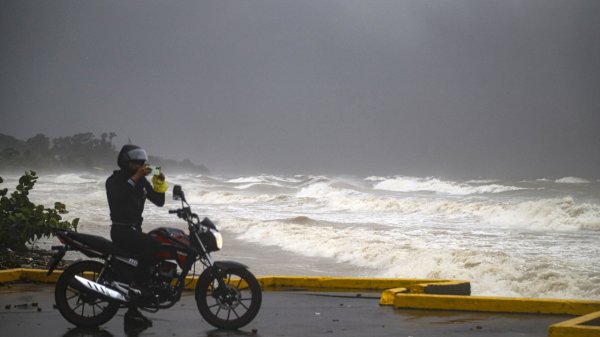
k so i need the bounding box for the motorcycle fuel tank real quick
[149,227,192,266]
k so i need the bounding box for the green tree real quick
[0,171,79,252]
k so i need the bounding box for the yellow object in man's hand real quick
[152,175,168,193]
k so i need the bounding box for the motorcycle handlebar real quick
[168,207,207,232]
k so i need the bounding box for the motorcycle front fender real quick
[213,260,249,272]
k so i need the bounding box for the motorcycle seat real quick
[62,231,139,259]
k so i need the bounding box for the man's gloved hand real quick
[152,173,168,193]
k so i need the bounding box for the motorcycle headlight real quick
[211,229,223,250]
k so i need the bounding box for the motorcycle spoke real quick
[92,302,106,312]
[72,302,84,312]
[231,307,241,319]
[66,292,79,301]
[238,300,250,311]
[215,306,222,317]
[207,303,220,309]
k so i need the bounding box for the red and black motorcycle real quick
[47,185,262,330]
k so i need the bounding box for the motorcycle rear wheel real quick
[195,268,262,330]
[55,260,120,327]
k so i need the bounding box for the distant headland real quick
[0,132,209,174]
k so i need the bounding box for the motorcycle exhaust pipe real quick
[73,275,128,303]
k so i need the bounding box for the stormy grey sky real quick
[1,0,599,178]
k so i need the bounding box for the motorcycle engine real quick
[157,261,178,280]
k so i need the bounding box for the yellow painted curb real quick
[394,294,600,316]
[2,269,470,297]
[0,269,23,283]
[549,311,600,337]
[259,276,461,291]
[0,268,62,283]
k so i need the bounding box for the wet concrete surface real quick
[0,283,571,337]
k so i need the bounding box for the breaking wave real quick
[370,176,524,195]
[555,177,591,184]
[483,197,600,231]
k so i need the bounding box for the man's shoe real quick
[124,307,152,326]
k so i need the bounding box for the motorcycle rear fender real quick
[214,261,249,272]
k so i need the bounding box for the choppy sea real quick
[1,172,599,300]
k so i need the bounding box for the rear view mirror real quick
[173,185,185,201]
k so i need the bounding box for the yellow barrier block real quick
[380,281,469,305]
[549,311,600,337]
[380,288,408,305]
[409,281,471,296]
[394,294,600,316]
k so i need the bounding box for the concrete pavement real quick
[0,282,571,337]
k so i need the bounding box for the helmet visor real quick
[126,148,148,162]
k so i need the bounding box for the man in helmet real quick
[106,144,168,326]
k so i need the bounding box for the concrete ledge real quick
[394,294,600,316]
[549,311,600,337]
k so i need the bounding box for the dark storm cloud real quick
[1,0,599,177]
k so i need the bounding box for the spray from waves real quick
[217,217,599,299]
[370,176,525,195]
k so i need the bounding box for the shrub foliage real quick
[0,171,79,252]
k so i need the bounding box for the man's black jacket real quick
[106,170,165,227]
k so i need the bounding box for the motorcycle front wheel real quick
[195,267,262,330]
[55,260,120,327]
